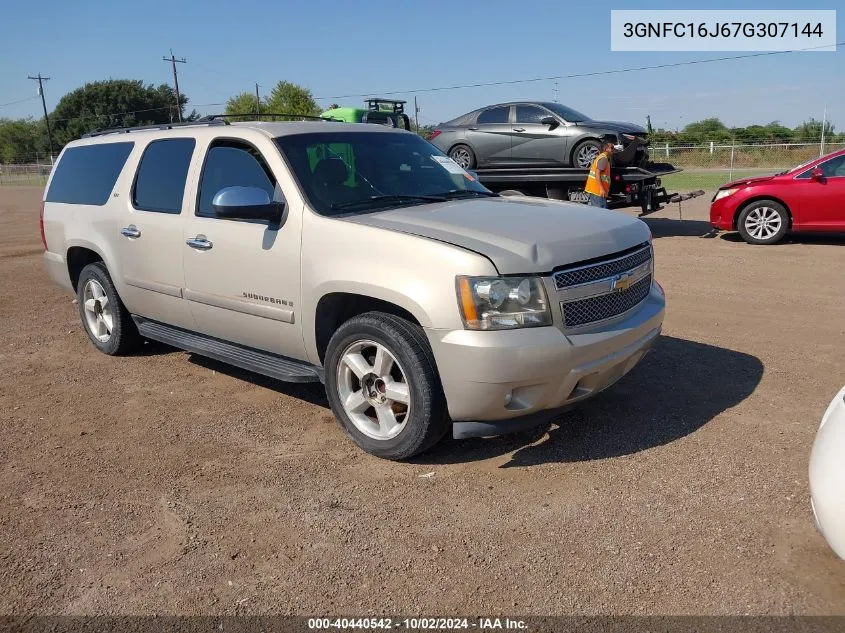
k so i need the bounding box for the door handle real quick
[513,127,526,132]
[120,225,141,238]
[468,127,478,131]
[186,235,213,250]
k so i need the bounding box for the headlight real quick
[713,188,737,201]
[456,275,552,330]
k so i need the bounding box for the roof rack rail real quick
[203,113,344,122]
[81,116,229,138]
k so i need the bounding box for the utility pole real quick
[28,73,54,162]
[414,96,420,131]
[255,83,261,116]
[162,49,186,122]
[820,104,827,156]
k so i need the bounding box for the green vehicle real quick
[321,98,412,129]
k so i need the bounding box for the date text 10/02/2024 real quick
[307,617,528,630]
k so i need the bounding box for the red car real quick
[710,148,845,245]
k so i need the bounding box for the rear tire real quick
[324,312,450,460]
[76,261,142,355]
[737,200,789,245]
[448,144,476,170]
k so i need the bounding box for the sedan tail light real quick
[429,129,442,140]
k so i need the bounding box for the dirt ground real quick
[1,186,844,617]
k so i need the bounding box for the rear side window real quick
[45,142,134,206]
[132,138,196,213]
[477,106,510,124]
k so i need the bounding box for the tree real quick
[759,121,794,143]
[794,117,835,142]
[223,81,321,121]
[225,92,262,117]
[678,117,731,143]
[411,123,434,140]
[49,79,195,147]
[265,81,321,118]
[0,118,44,163]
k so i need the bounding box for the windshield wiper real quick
[331,194,446,211]
[434,190,500,199]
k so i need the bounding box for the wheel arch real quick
[66,245,105,291]
[314,292,423,365]
[733,195,793,230]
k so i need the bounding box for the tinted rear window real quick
[45,142,134,206]
[132,138,195,213]
[477,106,510,124]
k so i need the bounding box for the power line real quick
[162,49,186,122]
[47,102,227,125]
[27,73,54,161]
[0,95,39,109]
[316,41,843,100]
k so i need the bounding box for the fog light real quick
[504,392,512,406]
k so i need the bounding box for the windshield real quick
[275,131,494,216]
[542,102,592,123]
[784,156,819,174]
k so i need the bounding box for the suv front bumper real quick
[425,282,665,439]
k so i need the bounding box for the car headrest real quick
[313,158,349,186]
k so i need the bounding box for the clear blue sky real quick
[1,0,841,131]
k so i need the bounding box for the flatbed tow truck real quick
[473,162,705,216]
[318,97,705,216]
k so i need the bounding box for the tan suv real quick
[40,117,666,460]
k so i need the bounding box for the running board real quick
[133,317,324,384]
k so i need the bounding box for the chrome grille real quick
[554,244,652,290]
[561,274,652,327]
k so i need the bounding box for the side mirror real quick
[212,186,283,223]
[540,116,559,128]
[810,167,825,181]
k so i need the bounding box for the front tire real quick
[572,139,602,169]
[76,261,141,355]
[737,200,789,245]
[324,312,449,460]
[448,144,476,169]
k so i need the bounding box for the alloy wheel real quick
[336,340,411,440]
[576,145,600,168]
[82,279,113,342]
[450,147,472,169]
[744,206,783,241]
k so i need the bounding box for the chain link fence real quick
[0,156,53,186]
[651,140,845,174]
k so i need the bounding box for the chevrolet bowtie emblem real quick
[611,273,633,292]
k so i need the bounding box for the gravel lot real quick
[1,186,844,616]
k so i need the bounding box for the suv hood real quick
[342,197,651,274]
[580,120,648,135]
